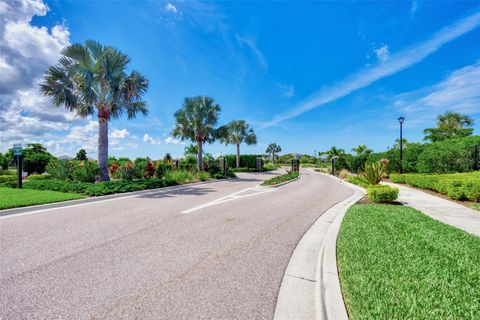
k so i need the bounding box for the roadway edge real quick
[274,173,364,320]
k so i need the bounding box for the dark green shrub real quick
[367,185,399,203]
[27,174,52,180]
[46,159,73,180]
[224,154,259,168]
[155,161,172,179]
[262,172,299,186]
[119,162,137,181]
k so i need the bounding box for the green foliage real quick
[224,154,258,168]
[27,174,52,180]
[196,171,210,181]
[346,175,370,188]
[46,159,73,180]
[263,162,279,171]
[363,162,385,185]
[423,111,474,142]
[262,172,299,186]
[0,153,9,170]
[75,149,87,160]
[0,175,16,183]
[338,204,480,319]
[367,185,399,203]
[0,169,15,176]
[155,161,173,179]
[119,162,137,181]
[164,170,195,185]
[416,136,480,173]
[72,160,99,183]
[20,143,53,174]
[390,171,480,202]
[0,187,83,210]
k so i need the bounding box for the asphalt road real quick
[0,169,353,319]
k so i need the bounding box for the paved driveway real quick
[0,170,352,319]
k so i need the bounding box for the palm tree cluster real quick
[424,111,475,142]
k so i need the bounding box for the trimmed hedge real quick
[367,185,399,203]
[262,172,299,186]
[390,171,480,202]
[224,154,260,169]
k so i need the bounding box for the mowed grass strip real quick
[261,172,299,186]
[0,187,84,210]
[337,204,480,319]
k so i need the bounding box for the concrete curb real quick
[274,179,363,320]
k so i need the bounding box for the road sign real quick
[13,143,23,156]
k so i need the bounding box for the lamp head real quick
[398,116,405,124]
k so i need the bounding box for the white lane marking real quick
[182,186,276,214]
[0,183,214,221]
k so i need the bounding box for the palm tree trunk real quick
[236,143,240,168]
[98,117,110,181]
[272,152,275,164]
[197,140,203,171]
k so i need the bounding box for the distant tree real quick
[319,146,345,162]
[266,143,282,164]
[350,144,373,172]
[40,40,149,181]
[19,143,53,174]
[423,111,474,142]
[172,96,221,171]
[219,120,257,168]
[184,144,199,158]
[351,144,372,156]
[163,153,173,164]
[75,149,87,160]
[0,152,9,170]
[393,138,409,150]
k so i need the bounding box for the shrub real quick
[144,160,156,178]
[338,169,350,179]
[346,175,370,188]
[224,154,259,169]
[262,172,299,186]
[27,174,52,180]
[155,161,172,179]
[0,175,16,183]
[363,162,385,185]
[119,162,136,181]
[108,162,120,179]
[164,170,194,185]
[72,160,99,183]
[0,169,15,176]
[367,185,399,203]
[196,171,210,181]
[46,159,73,180]
[263,163,279,171]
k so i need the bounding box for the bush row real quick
[390,171,480,202]
[262,172,299,186]
[367,185,399,203]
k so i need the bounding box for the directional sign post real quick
[13,144,23,189]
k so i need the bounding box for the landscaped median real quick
[0,187,84,210]
[337,204,480,319]
[261,171,299,186]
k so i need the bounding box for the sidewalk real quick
[385,182,480,237]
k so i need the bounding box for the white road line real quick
[0,183,211,221]
[182,187,276,214]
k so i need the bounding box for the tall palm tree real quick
[319,146,345,162]
[351,144,372,156]
[266,143,281,164]
[424,111,474,142]
[172,96,221,171]
[40,40,148,181]
[220,120,257,168]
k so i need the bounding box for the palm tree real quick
[184,144,199,158]
[424,111,474,142]
[40,40,148,181]
[172,96,221,171]
[351,144,372,156]
[220,120,257,168]
[266,143,282,164]
[319,146,345,162]
[393,138,408,150]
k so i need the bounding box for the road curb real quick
[274,176,363,320]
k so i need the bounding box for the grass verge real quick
[469,203,480,212]
[337,204,480,319]
[261,171,299,186]
[0,187,84,210]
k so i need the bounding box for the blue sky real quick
[1,0,479,158]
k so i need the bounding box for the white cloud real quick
[277,83,295,98]
[143,133,161,145]
[374,45,390,63]
[165,3,177,14]
[236,34,268,71]
[165,136,185,145]
[410,1,418,18]
[394,60,480,124]
[260,10,480,128]
[110,129,130,139]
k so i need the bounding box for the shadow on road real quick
[137,186,216,199]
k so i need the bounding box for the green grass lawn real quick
[470,203,480,212]
[0,187,84,210]
[337,204,480,319]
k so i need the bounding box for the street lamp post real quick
[398,116,405,174]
